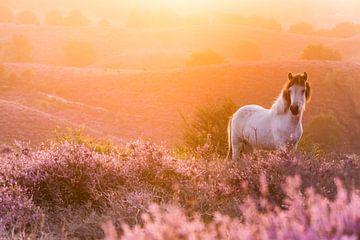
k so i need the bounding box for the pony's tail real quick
[226,116,232,160]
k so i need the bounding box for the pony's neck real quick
[271,93,288,115]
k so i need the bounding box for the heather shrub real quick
[45,10,64,26]
[181,98,237,156]
[15,10,39,25]
[3,34,32,62]
[186,49,225,67]
[106,177,360,240]
[1,139,360,238]
[236,40,262,61]
[63,10,89,26]
[0,5,13,23]
[301,44,342,61]
[63,41,96,66]
[288,22,315,35]
[15,143,127,209]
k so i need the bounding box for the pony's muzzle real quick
[290,105,299,115]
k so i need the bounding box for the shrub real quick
[99,18,111,27]
[288,22,314,35]
[63,40,96,67]
[182,98,237,156]
[0,5,13,23]
[299,113,346,152]
[236,41,262,61]
[3,34,32,62]
[301,44,342,61]
[63,10,89,26]
[15,10,39,25]
[186,49,225,67]
[53,128,118,154]
[45,10,64,26]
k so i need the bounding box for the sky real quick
[6,0,360,26]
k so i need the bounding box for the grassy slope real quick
[1,60,360,151]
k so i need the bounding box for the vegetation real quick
[301,44,342,61]
[288,22,315,35]
[299,113,346,152]
[0,5,13,23]
[45,10,64,26]
[63,40,96,66]
[2,34,32,62]
[99,18,111,27]
[182,98,237,156]
[236,41,262,61]
[54,128,118,154]
[186,49,225,66]
[213,13,281,30]
[1,139,360,238]
[15,10,39,25]
[63,10,89,26]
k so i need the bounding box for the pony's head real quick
[283,72,311,116]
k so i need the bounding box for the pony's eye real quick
[302,90,305,94]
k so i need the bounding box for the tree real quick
[288,22,314,35]
[45,10,64,26]
[16,10,39,25]
[301,44,341,61]
[63,41,96,67]
[63,10,89,26]
[0,5,13,23]
[3,34,32,62]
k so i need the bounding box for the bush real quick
[3,34,32,62]
[0,5,13,23]
[186,49,225,67]
[63,41,96,67]
[15,10,39,25]
[53,128,118,154]
[299,113,346,152]
[288,22,314,35]
[63,10,89,26]
[99,18,111,27]
[45,10,64,26]
[301,44,342,61]
[236,41,262,61]
[182,98,237,156]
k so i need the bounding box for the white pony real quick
[227,72,311,160]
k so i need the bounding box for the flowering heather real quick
[0,140,360,239]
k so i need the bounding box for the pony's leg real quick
[231,137,241,161]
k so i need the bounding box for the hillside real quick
[2,60,360,151]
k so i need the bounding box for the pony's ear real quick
[305,82,311,102]
[288,73,293,81]
[303,72,308,81]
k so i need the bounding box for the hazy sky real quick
[7,0,360,26]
